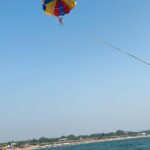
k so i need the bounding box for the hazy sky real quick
[0,0,150,143]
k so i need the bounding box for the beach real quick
[9,134,150,150]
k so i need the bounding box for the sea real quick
[40,137,150,150]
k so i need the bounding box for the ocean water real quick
[41,137,150,150]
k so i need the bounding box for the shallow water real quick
[40,137,150,150]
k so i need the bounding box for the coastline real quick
[26,134,150,150]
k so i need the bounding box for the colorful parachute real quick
[42,0,76,17]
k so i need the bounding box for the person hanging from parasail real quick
[42,0,76,26]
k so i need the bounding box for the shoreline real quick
[28,134,150,150]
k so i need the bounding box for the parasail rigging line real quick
[88,34,150,66]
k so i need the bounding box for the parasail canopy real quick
[42,0,76,17]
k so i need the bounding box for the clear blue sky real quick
[0,0,150,143]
